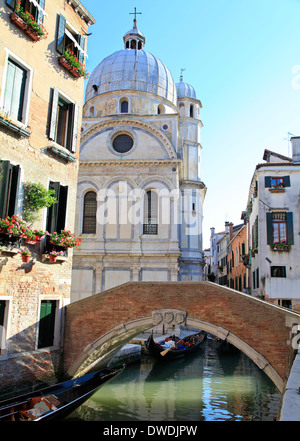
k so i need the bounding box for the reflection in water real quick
[66,337,281,421]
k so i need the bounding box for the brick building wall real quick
[227,224,248,292]
[0,0,95,394]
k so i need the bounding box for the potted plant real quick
[59,49,90,79]
[49,250,64,262]
[19,247,31,262]
[22,182,57,225]
[11,2,48,41]
[50,230,81,248]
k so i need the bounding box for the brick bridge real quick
[63,282,300,393]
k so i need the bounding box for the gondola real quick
[214,337,239,354]
[0,365,124,421]
[145,331,206,361]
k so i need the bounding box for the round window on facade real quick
[112,133,134,154]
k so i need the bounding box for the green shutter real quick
[57,14,66,54]
[7,165,20,216]
[0,160,10,218]
[38,300,56,348]
[70,104,79,153]
[78,34,86,64]
[49,88,59,140]
[286,212,294,245]
[0,301,5,327]
[56,185,68,233]
[37,0,45,24]
[283,176,291,187]
[46,182,60,233]
[3,60,26,122]
[266,212,273,245]
[265,176,271,188]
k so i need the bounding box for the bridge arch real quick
[63,282,300,393]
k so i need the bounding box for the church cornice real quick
[81,118,178,159]
[80,159,182,167]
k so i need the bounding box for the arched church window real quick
[130,40,136,49]
[179,103,185,117]
[143,190,158,235]
[120,99,129,113]
[190,105,194,118]
[157,104,165,115]
[89,106,94,117]
[82,191,97,234]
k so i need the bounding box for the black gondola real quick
[214,337,239,354]
[0,365,124,421]
[145,331,206,361]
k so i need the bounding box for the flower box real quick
[59,56,81,78]
[25,26,42,41]
[271,243,291,251]
[10,10,47,41]
[10,12,27,30]
[269,188,285,193]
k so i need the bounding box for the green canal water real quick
[66,336,281,421]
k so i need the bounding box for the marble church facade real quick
[71,17,207,301]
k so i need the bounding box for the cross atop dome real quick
[123,8,145,50]
[129,7,142,28]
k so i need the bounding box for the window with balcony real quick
[143,190,158,235]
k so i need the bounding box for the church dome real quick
[85,17,177,105]
[176,74,196,99]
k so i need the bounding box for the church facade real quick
[71,17,207,301]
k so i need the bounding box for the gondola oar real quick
[160,347,173,356]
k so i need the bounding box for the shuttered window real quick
[49,88,79,153]
[82,191,97,234]
[265,176,291,188]
[56,14,86,64]
[46,181,68,234]
[3,59,27,122]
[7,1,47,24]
[266,212,294,245]
[44,181,68,254]
[38,300,56,349]
[0,160,20,218]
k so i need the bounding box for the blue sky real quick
[81,0,300,249]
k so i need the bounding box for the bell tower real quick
[177,73,207,280]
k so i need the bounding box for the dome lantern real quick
[123,7,145,50]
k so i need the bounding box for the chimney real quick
[291,137,300,163]
[229,222,233,242]
[225,221,229,234]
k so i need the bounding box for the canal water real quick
[66,336,281,421]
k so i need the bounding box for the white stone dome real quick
[176,76,197,99]
[85,22,177,105]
